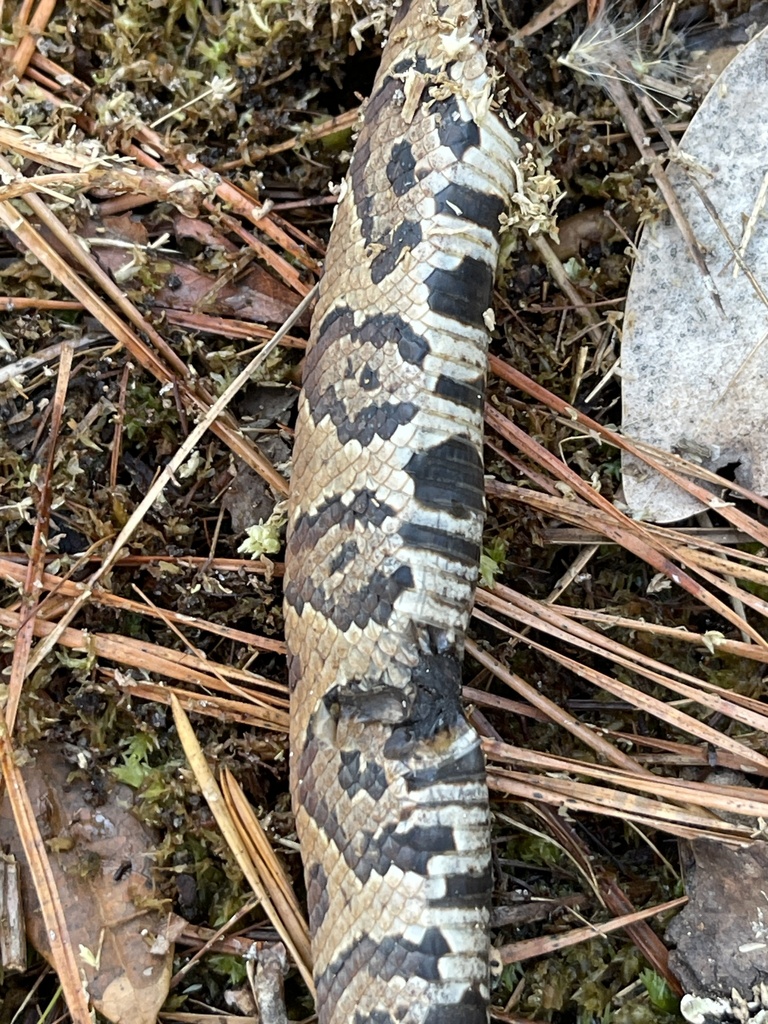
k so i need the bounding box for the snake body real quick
[283,0,519,1019]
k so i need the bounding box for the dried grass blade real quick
[485,739,768,817]
[28,49,88,93]
[531,803,681,992]
[489,356,768,537]
[488,767,750,840]
[496,896,687,965]
[552,604,768,665]
[603,76,723,312]
[490,615,768,773]
[475,593,768,770]
[682,546,768,588]
[221,770,312,971]
[485,472,765,646]
[118,680,285,729]
[489,584,768,725]
[494,481,768,636]
[464,685,549,722]
[171,696,315,995]
[630,441,768,514]
[0,556,286,655]
[466,639,649,774]
[0,153,288,491]
[0,155,187,378]
[0,725,92,1021]
[5,342,73,733]
[0,607,289,730]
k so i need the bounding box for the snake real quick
[282,0,520,1019]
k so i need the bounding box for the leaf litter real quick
[0,0,768,1021]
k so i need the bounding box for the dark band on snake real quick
[284,0,520,1018]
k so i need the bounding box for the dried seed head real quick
[559,1,693,109]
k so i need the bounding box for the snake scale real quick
[283,0,520,1019]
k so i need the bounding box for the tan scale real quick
[283,0,521,1020]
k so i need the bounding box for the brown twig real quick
[5,343,73,734]
[601,76,724,314]
[5,0,58,86]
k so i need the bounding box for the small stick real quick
[515,0,582,39]
[5,343,73,734]
[604,77,725,315]
[5,0,58,87]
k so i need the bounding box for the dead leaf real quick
[81,213,304,325]
[0,743,175,1024]
[622,26,768,521]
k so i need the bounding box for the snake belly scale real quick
[283,0,519,1019]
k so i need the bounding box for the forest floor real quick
[1,0,768,1021]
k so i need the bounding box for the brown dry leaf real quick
[150,258,301,325]
[5,208,304,327]
[0,743,175,1024]
[79,214,305,326]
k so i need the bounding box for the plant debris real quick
[1,0,768,1021]
[0,743,178,1024]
